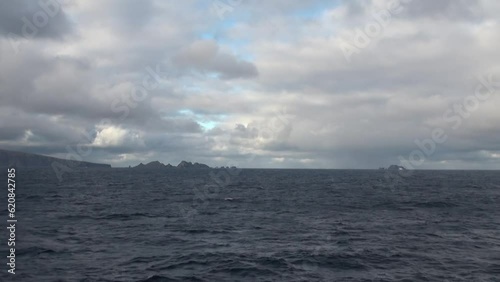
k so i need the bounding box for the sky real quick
[0,0,499,169]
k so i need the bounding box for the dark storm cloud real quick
[0,107,96,144]
[0,0,72,39]
[0,126,25,141]
[0,52,111,119]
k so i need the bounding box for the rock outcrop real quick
[387,165,407,171]
[133,160,210,169]
[134,161,171,169]
[176,161,210,169]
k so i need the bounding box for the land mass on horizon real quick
[0,148,220,170]
[379,165,407,171]
[133,160,211,169]
[1,148,413,171]
[0,149,111,168]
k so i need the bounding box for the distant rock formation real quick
[133,160,210,169]
[176,161,191,168]
[386,165,407,171]
[176,161,210,169]
[0,149,111,168]
[215,166,237,169]
[134,161,169,169]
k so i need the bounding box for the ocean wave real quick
[138,275,180,282]
[17,246,58,256]
[413,201,459,208]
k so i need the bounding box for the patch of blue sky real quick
[199,17,239,40]
[200,32,215,40]
[198,120,218,130]
[198,16,255,62]
[177,109,227,131]
[292,1,340,20]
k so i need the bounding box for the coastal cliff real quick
[0,149,111,168]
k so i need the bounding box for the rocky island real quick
[379,165,407,171]
[133,160,211,169]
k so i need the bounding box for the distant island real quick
[379,165,407,171]
[133,160,211,169]
[0,148,224,170]
[0,149,111,168]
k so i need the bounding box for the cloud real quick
[92,126,129,147]
[0,0,73,39]
[0,0,499,169]
[173,40,258,79]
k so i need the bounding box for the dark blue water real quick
[1,168,500,281]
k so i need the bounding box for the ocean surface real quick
[1,168,500,281]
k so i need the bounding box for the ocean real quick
[1,168,500,281]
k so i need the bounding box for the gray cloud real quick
[0,0,499,169]
[403,0,484,21]
[0,0,72,39]
[173,40,258,79]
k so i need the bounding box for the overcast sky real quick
[0,0,499,169]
